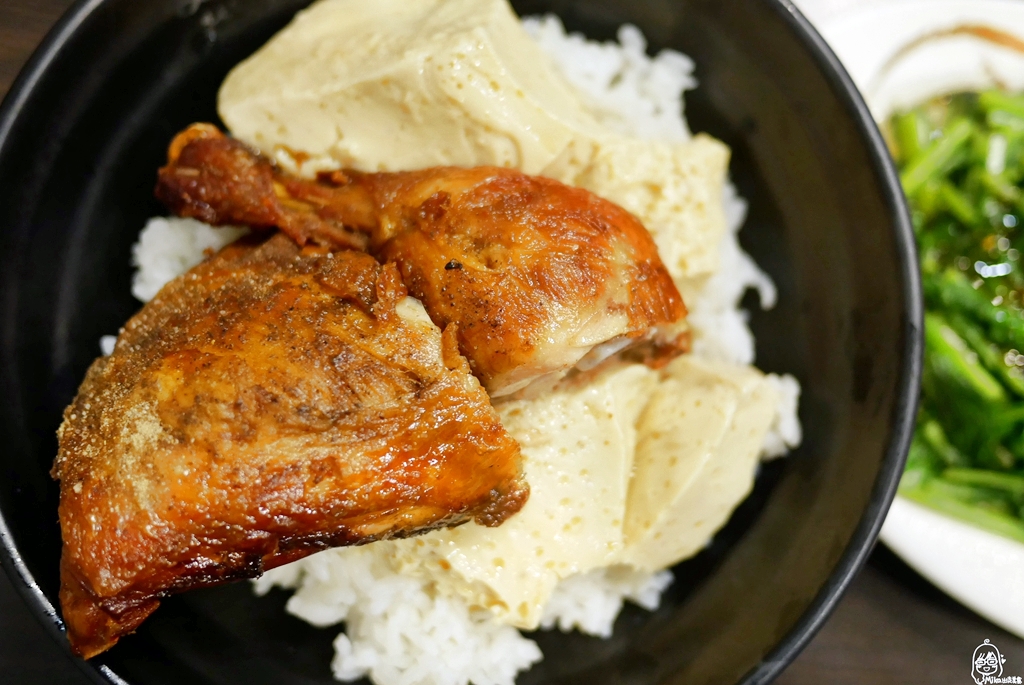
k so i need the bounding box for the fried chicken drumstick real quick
[53,233,526,658]
[157,124,687,395]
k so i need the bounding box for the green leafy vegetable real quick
[889,90,1024,542]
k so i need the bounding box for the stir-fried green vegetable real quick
[888,90,1024,543]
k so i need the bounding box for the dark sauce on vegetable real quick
[888,90,1024,541]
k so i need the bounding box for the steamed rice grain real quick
[522,16,695,142]
[130,217,246,302]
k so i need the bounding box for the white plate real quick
[818,0,1024,639]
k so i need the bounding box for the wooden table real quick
[2,1,1023,683]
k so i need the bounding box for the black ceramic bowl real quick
[0,1,920,683]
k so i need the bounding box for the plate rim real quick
[820,0,1024,642]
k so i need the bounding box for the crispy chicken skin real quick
[52,233,526,658]
[157,125,687,396]
[156,123,370,251]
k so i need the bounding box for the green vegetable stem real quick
[890,89,1024,543]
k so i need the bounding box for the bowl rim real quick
[0,4,131,682]
[0,0,922,683]
[735,2,922,683]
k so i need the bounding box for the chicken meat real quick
[52,233,526,658]
[157,124,687,396]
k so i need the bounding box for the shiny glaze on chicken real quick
[52,233,526,658]
[157,125,687,395]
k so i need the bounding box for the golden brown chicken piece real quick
[157,125,687,396]
[52,233,526,659]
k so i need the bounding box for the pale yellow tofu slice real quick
[218,0,603,174]
[387,363,658,629]
[542,134,730,281]
[217,0,730,282]
[621,356,779,572]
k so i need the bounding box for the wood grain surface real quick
[1,1,1023,683]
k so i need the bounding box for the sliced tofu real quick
[218,0,730,282]
[621,356,779,572]
[542,134,730,281]
[387,363,658,629]
[218,0,603,174]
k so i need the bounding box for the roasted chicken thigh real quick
[157,125,687,395]
[53,233,525,658]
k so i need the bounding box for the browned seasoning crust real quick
[52,233,526,658]
[157,125,687,395]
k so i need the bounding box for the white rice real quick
[252,547,543,685]
[538,566,674,638]
[116,16,802,685]
[130,216,247,302]
[522,17,694,143]
[761,374,803,460]
[99,335,117,356]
